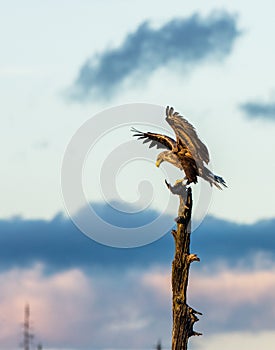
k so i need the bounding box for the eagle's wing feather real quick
[131,127,176,150]
[165,106,210,164]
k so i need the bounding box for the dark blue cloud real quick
[194,216,275,266]
[241,100,275,120]
[69,11,240,101]
[0,202,274,273]
[0,205,173,273]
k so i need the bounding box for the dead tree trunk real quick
[165,180,202,350]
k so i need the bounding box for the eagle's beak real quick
[156,159,161,167]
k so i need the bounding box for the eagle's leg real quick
[174,177,188,186]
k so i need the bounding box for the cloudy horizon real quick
[1,205,275,349]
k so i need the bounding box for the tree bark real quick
[165,181,202,350]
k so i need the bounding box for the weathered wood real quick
[165,180,201,350]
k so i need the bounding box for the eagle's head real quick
[155,154,164,167]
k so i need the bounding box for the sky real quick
[1,0,275,349]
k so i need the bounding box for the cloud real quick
[68,11,239,101]
[193,331,275,350]
[0,264,169,350]
[142,267,275,306]
[241,100,275,120]
[0,205,174,273]
[1,261,275,349]
[141,264,275,332]
[0,264,94,348]
[1,203,275,349]
[1,205,275,273]
[194,216,275,266]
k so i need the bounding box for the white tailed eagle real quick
[132,106,226,189]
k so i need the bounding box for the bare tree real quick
[166,181,202,350]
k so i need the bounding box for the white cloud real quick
[193,331,275,350]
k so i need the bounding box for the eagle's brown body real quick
[132,106,227,189]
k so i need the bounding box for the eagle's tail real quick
[213,175,227,189]
[199,166,227,189]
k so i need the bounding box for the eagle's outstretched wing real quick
[165,106,210,164]
[131,127,176,150]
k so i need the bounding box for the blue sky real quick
[2,0,275,223]
[1,1,275,349]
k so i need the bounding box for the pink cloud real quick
[140,265,275,329]
[141,269,171,299]
[0,264,94,347]
[0,265,155,349]
[141,266,275,306]
[190,269,275,305]
[1,262,275,350]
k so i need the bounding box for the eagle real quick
[132,106,227,189]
